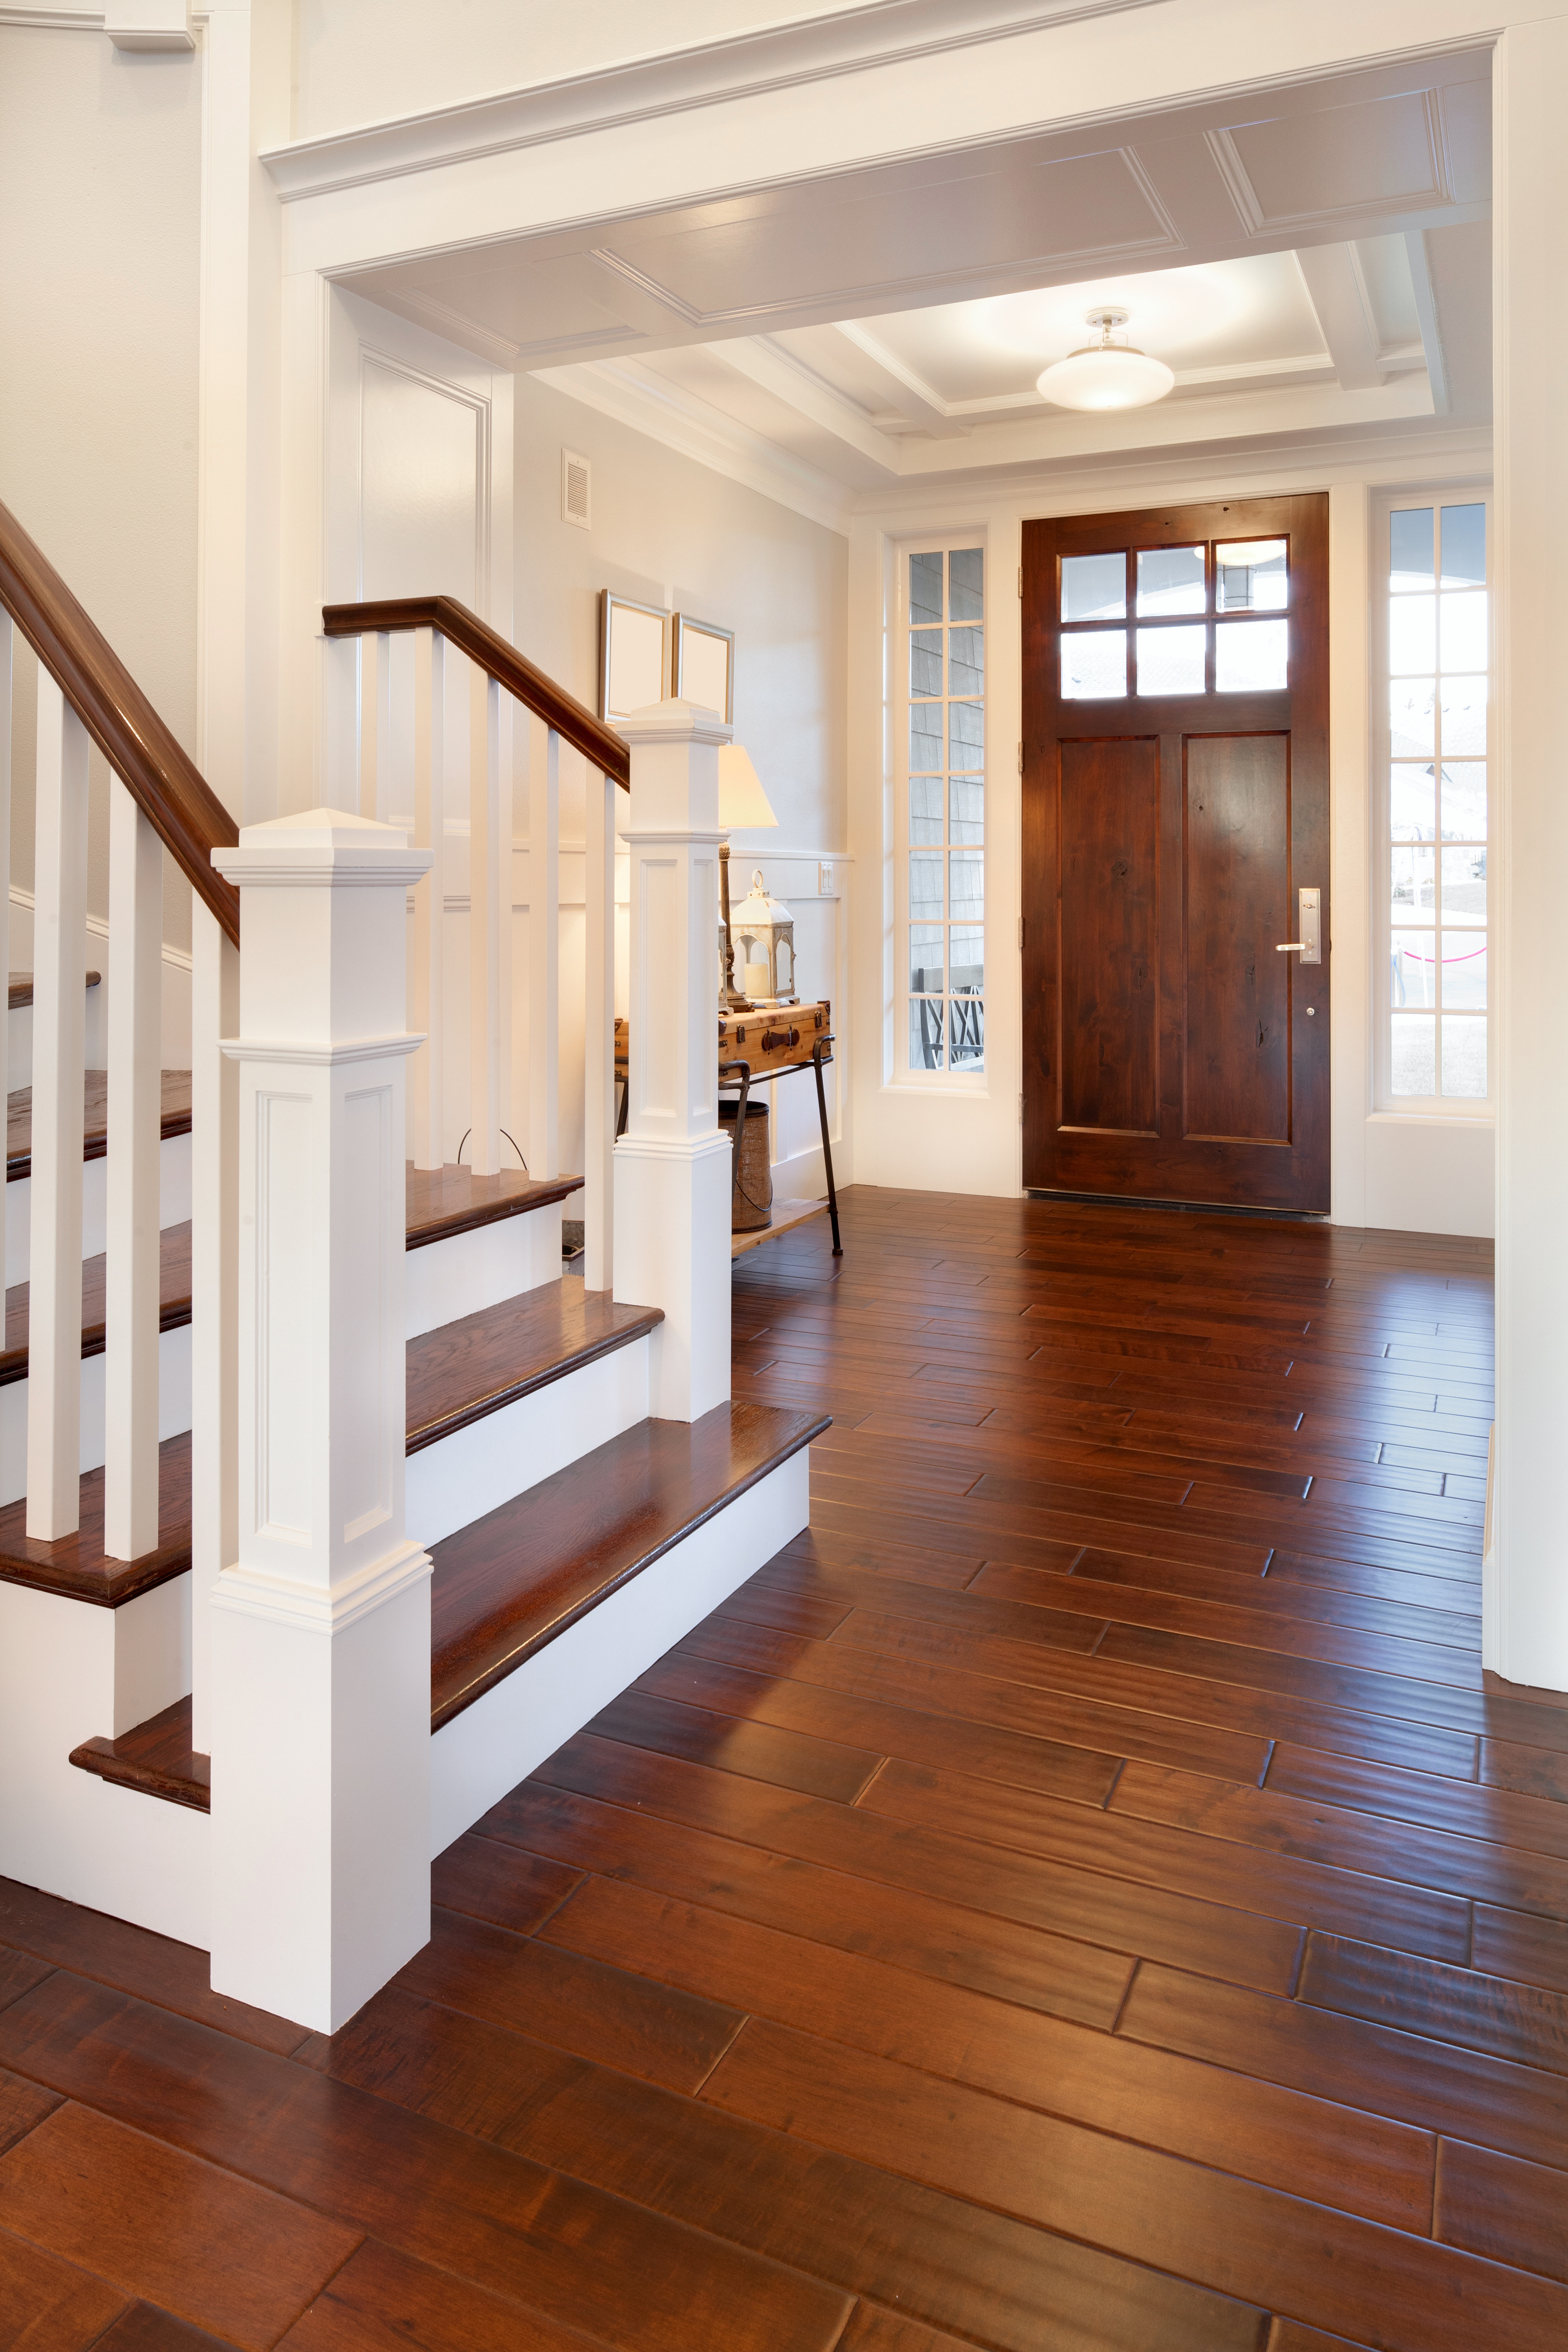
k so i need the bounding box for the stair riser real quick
[0,1573,205,1948]
[6,1130,192,1286]
[429,1447,809,1856]
[406,1198,563,1339]
[406,1333,650,1551]
[0,1326,192,1507]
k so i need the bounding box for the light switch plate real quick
[818,862,836,897]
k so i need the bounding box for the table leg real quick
[812,1042,843,1257]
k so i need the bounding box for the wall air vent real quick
[562,447,591,529]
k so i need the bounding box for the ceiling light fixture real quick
[1035,308,1175,412]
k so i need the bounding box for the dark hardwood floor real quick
[4,1185,1562,2349]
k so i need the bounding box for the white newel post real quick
[612,702,731,1421]
[207,808,435,2033]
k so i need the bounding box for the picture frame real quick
[672,612,735,724]
[599,591,670,724]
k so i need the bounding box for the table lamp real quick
[718,744,778,1010]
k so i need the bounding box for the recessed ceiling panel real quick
[1214,91,1448,234]
[599,147,1178,324]
[362,250,641,359]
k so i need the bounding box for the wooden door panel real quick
[1184,734,1291,1144]
[1059,738,1159,1135]
[1021,494,1328,1212]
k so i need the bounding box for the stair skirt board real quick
[6,1129,192,1286]
[405,1198,564,1339]
[405,1332,651,1551]
[0,1572,205,1950]
[0,1324,193,1507]
[430,1445,809,1856]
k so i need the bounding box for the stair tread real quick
[6,1068,192,1180]
[430,1398,828,1731]
[1,1222,192,1386]
[69,1696,208,1811]
[406,1161,583,1248]
[65,1399,828,1809]
[0,1430,190,1605]
[407,1276,662,1453]
[8,969,101,1010]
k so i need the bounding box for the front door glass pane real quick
[1216,539,1287,610]
[1136,545,1205,614]
[1062,629,1127,697]
[1391,1013,1437,1095]
[1216,619,1286,691]
[1061,552,1125,620]
[1137,624,1205,695]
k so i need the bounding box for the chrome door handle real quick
[1276,942,1305,952]
[1282,887,1322,964]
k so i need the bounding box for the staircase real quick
[0,501,818,2033]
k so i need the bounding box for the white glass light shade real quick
[1036,345,1175,412]
[718,743,779,830]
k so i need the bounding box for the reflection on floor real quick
[4,1186,1563,2351]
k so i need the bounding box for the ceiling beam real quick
[1294,243,1383,392]
[701,337,907,472]
[830,323,969,439]
[1404,230,1451,418]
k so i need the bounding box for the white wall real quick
[846,431,1496,1237]
[0,22,201,971]
[511,373,849,1196]
[291,0,876,140]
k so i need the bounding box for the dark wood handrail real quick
[322,595,631,789]
[0,498,240,944]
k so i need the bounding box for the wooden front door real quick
[1021,495,1329,1211]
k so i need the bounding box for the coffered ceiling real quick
[336,43,1492,505]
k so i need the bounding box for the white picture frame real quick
[672,612,734,724]
[600,591,670,723]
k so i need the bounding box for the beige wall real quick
[513,373,847,860]
[0,23,201,954]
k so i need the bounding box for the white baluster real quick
[102,779,162,1560]
[359,628,391,822]
[584,767,616,1290]
[0,614,11,1125]
[26,670,88,1539]
[528,715,559,1181]
[468,659,502,1175]
[410,626,445,1170]
[189,897,239,1754]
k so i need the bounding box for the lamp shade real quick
[718,744,778,831]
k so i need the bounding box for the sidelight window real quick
[1378,498,1490,1107]
[900,542,985,1076]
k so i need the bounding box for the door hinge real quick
[1018,915,1026,950]
[1017,742,1024,774]
[1018,565,1024,599]
[1019,1093,1025,1127]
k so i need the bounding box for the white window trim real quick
[1370,486,1493,1119]
[892,529,989,1090]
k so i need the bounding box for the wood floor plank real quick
[0,2224,128,2351]
[479,1784,1133,2027]
[428,1834,583,1936]
[92,2305,250,2352]
[1471,1903,1568,1996]
[1435,2138,1568,2285]
[1298,1934,1568,2075]
[538,1874,1432,2226]
[589,1686,887,1804]
[274,2238,621,2352]
[0,2103,360,2350]
[533,1732,1309,1990]
[698,2015,1568,2350]
[1267,1741,1568,1858]
[1118,1961,1568,2174]
[0,2061,61,2157]
[309,1982,1265,2352]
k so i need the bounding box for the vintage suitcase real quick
[614,998,832,1083]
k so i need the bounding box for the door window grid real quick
[904,544,984,1075]
[1059,539,1289,698]
[1381,500,1489,1106]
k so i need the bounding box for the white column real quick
[584,768,618,1291]
[103,780,164,1562]
[409,627,445,1171]
[189,899,239,1753]
[468,662,502,1174]
[612,701,731,1420]
[1490,17,1568,1690]
[358,630,391,822]
[527,716,559,1181]
[26,671,89,1541]
[208,807,435,2034]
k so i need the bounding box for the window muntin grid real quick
[904,545,984,1075]
[1059,537,1289,699]
[1383,500,1489,1105]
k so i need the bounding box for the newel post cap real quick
[212,803,434,888]
[615,697,733,749]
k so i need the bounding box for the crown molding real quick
[535,355,855,538]
[259,0,1167,201]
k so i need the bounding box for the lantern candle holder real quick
[732,869,797,1005]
